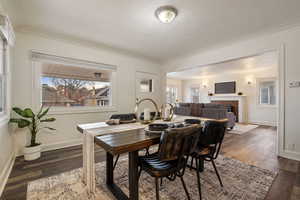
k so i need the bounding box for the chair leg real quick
[180,176,191,200]
[155,177,160,200]
[190,157,194,170]
[195,158,202,200]
[211,160,223,187]
[145,147,150,156]
[113,154,120,170]
[160,178,163,186]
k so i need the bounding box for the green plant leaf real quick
[40,118,56,122]
[37,106,44,118]
[9,118,22,123]
[24,108,35,118]
[37,107,50,119]
[44,127,56,131]
[18,120,31,128]
[10,118,31,128]
[12,107,27,118]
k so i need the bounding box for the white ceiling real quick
[3,0,300,62]
[167,51,278,80]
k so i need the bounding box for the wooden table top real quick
[94,129,161,155]
[76,115,224,134]
[76,115,228,155]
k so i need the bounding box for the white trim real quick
[0,36,9,124]
[277,45,286,157]
[256,77,277,107]
[31,52,119,114]
[48,106,117,115]
[0,151,15,196]
[249,121,277,127]
[31,51,117,71]
[280,150,300,162]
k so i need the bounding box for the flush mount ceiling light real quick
[155,6,178,23]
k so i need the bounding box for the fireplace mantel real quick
[208,95,247,123]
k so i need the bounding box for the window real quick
[32,52,116,112]
[0,39,6,116]
[258,79,276,106]
[190,87,200,103]
[166,86,178,104]
[140,79,153,93]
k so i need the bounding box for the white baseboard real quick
[248,121,277,127]
[0,151,15,197]
[42,138,83,152]
[279,150,300,161]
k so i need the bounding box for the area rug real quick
[27,155,276,200]
[228,123,259,135]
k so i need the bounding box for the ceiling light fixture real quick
[155,6,178,23]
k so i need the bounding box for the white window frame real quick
[257,77,277,108]
[0,39,8,124]
[31,52,118,114]
[190,87,200,103]
[166,85,178,104]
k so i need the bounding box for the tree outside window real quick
[41,62,112,107]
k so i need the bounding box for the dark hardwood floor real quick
[1,125,299,200]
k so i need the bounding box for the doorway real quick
[166,50,281,158]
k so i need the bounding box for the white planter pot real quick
[23,144,42,161]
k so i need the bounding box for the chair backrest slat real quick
[158,124,201,161]
[198,120,227,158]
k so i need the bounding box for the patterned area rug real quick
[228,124,259,135]
[27,155,277,200]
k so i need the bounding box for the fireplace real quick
[211,100,239,122]
[208,95,247,123]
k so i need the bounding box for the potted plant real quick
[10,106,56,161]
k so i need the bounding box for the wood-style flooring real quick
[1,125,299,200]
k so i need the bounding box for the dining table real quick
[77,115,211,200]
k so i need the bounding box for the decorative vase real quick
[23,144,42,161]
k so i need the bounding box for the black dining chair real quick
[191,120,228,200]
[138,124,201,200]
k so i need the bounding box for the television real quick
[215,81,236,94]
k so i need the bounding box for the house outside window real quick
[166,86,178,104]
[258,78,276,106]
[190,87,200,103]
[32,52,117,113]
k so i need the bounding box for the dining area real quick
[77,99,228,200]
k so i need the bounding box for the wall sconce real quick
[202,80,209,88]
[246,76,253,85]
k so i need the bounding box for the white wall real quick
[12,31,163,155]
[163,26,300,161]
[180,68,278,126]
[166,78,183,102]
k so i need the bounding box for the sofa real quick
[174,103,236,129]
